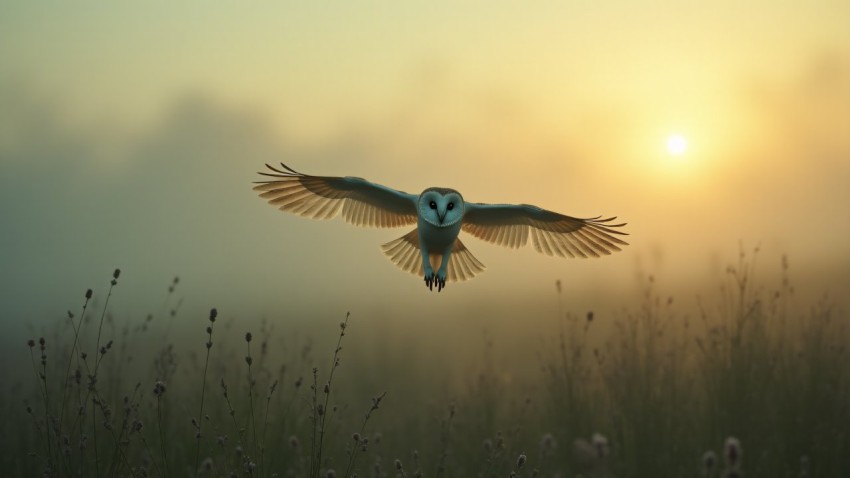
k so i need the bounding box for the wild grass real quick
[5,247,850,477]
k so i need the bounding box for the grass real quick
[5,247,850,477]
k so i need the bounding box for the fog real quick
[2,2,849,377]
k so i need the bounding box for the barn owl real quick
[254,163,628,292]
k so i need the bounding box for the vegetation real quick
[5,248,848,477]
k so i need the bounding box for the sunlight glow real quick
[666,134,688,156]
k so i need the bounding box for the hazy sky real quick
[2,2,849,342]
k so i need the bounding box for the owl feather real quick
[254,163,628,292]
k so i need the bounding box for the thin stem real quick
[260,380,278,478]
[343,392,387,478]
[93,277,118,377]
[58,293,91,451]
[245,337,258,463]
[28,344,53,471]
[309,368,319,478]
[92,396,100,478]
[157,395,169,478]
[220,379,243,446]
[315,313,350,476]
[194,309,217,474]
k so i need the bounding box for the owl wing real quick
[462,202,628,258]
[253,163,418,227]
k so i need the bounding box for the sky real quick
[1,2,849,349]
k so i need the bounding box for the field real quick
[4,249,848,478]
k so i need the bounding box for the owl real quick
[254,163,628,291]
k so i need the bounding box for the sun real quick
[666,134,688,156]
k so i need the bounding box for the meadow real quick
[4,248,848,477]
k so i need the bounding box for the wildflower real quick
[592,433,609,458]
[724,437,741,469]
[702,450,717,475]
[209,308,217,322]
[516,453,527,468]
[245,332,253,343]
[153,381,167,396]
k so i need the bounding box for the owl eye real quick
[447,202,454,210]
[429,201,437,209]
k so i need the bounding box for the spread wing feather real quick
[381,229,485,282]
[462,203,628,258]
[253,163,418,228]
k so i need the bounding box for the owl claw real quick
[424,273,446,292]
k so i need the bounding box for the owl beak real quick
[437,212,446,224]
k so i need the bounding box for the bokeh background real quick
[2,0,850,438]
[2,2,850,476]
[3,2,849,323]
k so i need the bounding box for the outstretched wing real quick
[462,203,628,258]
[253,163,418,228]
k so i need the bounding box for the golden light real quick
[666,134,688,156]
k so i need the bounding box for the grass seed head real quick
[516,453,527,468]
[153,381,167,396]
[702,450,717,474]
[724,437,741,469]
[592,433,609,458]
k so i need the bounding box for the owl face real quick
[418,188,464,227]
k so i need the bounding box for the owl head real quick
[418,187,464,227]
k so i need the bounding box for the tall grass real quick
[6,249,849,477]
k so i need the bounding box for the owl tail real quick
[380,228,486,282]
